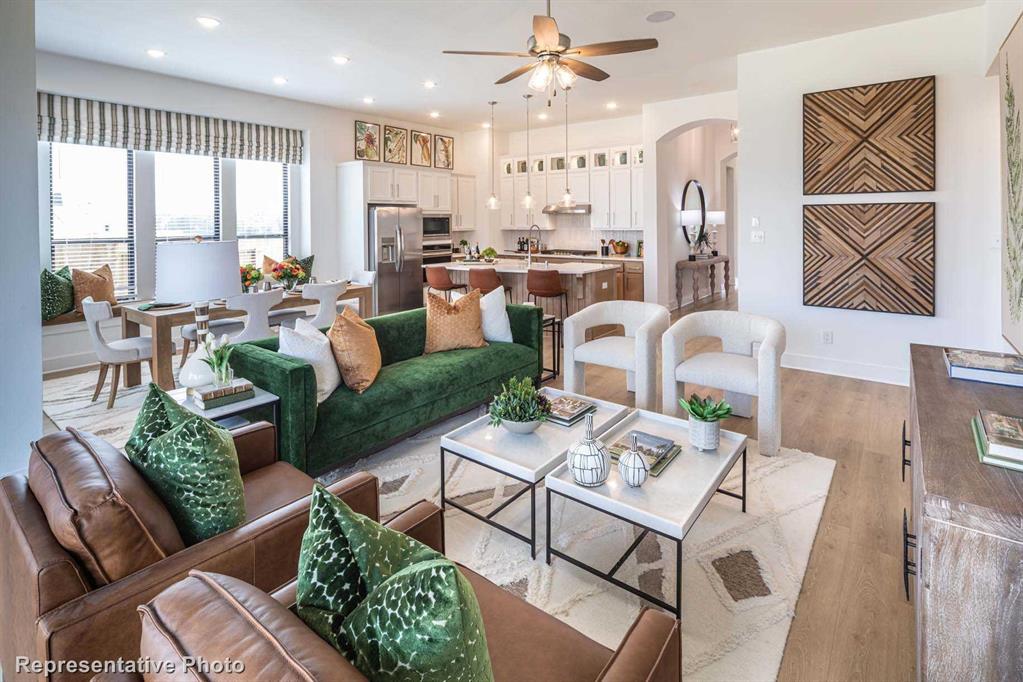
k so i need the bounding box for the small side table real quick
[169,386,281,452]
[540,313,562,383]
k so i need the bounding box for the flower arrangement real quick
[679,394,732,422]
[240,264,263,290]
[489,377,551,430]
[201,334,235,386]
[271,259,306,289]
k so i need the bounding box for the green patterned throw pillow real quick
[125,384,246,544]
[344,558,494,682]
[40,266,74,321]
[297,485,441,653]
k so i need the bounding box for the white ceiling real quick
[35,0,981,132]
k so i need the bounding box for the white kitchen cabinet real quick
[630,166,644,229]
[436,173,452,212]
[547,169,567,203]
[499,176,514,229]
[366,164,418,204]
[630,145,644,167]
[610,167,631,229]
[453,174,476,230]
[610,146,631,168]
[418,171,452,213]
[590,168,610,230]
[528,181,548,228]
[568,170,590,204]
[394,168,418,203]
[513,176,529,228]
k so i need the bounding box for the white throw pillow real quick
[453,286,513,343]
[278,317,341,403]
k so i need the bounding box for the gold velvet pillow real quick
[327,307,382,393]
[424,291,487,355]
[73,264,117,312]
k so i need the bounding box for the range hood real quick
[542,202,591,215]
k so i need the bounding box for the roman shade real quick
[37,92,304,164]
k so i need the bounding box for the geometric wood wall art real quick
[803,202,935,316]
[803,76,936,195]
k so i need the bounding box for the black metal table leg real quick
[675,539,683,617]
[530,484,536,559]
[545,487,552,565]
[741,448,747,513]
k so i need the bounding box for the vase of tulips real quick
[272,259,306,291]
[202,334,235,387]
[240,264,263,292]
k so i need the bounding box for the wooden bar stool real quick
[468,268,512,302]
[526,268,567,382]
[425,265,467,301]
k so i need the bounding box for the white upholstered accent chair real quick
[338,270,377,316]
[81,297,154,409]
[563,301,670,410]
[224,289,284,343]
[662,311,786,456]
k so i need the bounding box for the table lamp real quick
[155,239,241,389]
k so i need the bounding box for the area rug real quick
[44,372,835,681]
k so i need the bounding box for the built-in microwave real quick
[423,215,451,239]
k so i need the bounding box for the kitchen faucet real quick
[526,224,541,269]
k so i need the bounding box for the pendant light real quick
[560,86,575,208]
[486,101,500,210]
[521,93,534,210]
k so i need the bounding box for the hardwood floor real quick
[544,293,914,682]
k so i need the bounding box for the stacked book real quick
[944,347,1023,387]
[547,395,597,427]
[971,410,1023,473]
[608,430,682,477]
[192,379,255,411]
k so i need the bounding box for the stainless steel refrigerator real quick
[368,206,423,315]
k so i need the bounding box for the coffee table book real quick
[973,409,1023,462]
[547,395,597,427]
[971,416,1023,472]
[943,347,1023,386]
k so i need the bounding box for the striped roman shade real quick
[37,92,304,164]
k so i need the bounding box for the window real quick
[49,143,135,298]
[154,152,220,242]
[235,160,289,267]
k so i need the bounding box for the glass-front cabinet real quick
[515,158,529,175]
[631,145,644,166]
[590,149,610,170]
[530,156,546,174]
[611,146,630,167]
[548,153,567,172]
[500,158,514,177]
[568,150,588,171]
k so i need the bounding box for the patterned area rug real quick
[44,373,835,681]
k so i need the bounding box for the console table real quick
[676,255,730,309]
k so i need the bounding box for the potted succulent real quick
[202,334,235,387]
[481,246,498,263]
[488,377,551,434]
[679,393,732,451]
[240,264,263,292]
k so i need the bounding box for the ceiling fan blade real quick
[443,50,533,57]
[560,58,609,81]
[564,39,659,57]
[533,14,560,50]
[495,62,539,85]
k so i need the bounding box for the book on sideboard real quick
[943,347,1023,387]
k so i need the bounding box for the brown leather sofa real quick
[96,499,681,682]
[0,423,379,682]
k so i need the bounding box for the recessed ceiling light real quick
[423,80,437,89]
[195,16,221,29]
[332,55,350,65]
[645,10,675,23]
[363,96,375,104]
[606,101,618,110]
[538,112,548,120]
[272,76,288,86]
[146,48,166,59]
[482,122,491,129]
[429,111,440,119]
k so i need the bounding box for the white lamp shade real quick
[679,209,703,226]
[706,210,726,225]
[155,240,242,303]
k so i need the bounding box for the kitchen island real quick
[425,259,618,320]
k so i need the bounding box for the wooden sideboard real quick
[907,344,1023,680]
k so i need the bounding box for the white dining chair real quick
[225,289,284,343]
[563,300,670,411]
[338,270,377,316]
[82,296,154,409]
[303,281,349,328]
[662,310,786,456]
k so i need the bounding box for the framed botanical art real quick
[411,130,432,167]
[383,125,408,164]
[354,120,380,161]
[803,75,935,194]
[1000,16,1023,351]
[434,134,454,170]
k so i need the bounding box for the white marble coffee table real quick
[439,388,629,558]
[544,409,748,617]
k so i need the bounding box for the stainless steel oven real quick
[422,239,453,281]
[423,215,451,239]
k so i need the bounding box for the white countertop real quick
[500,250,643,263]
[429,259,621,275]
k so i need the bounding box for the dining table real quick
[119,283,374,390]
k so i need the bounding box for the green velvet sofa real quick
[229,304,543,475]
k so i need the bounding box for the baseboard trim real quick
[782,352,908,387]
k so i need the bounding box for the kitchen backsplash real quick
[499,214,642,255]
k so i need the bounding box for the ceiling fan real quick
[442,0,658,91]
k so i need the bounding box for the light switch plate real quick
[751,230,765,243]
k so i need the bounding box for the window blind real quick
[153,153,220,242]
[236,160,289,267]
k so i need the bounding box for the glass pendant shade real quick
[522,191,534,209]
[561,189,575,207]
[528,60,554,92]
[555,64,577,89]
[486,192,500,210]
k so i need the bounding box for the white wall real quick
[985,0,1023,73]
[738,7,1003,385]
[1,0,42,474]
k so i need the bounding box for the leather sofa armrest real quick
[384,500,445,553]
[597,608,680,682]
[90,674,143,682]
[230,421,278,475]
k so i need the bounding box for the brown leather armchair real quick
[96,499,681,682]
[0,423,379,682]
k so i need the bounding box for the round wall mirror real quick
[679,179,707,246]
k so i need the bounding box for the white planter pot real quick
[501,419,542,435]
[689,419,721,451]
